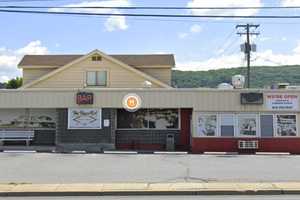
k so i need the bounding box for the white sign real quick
[68,108,102,129]
[103,119,110,127]
[122,93,142,112]
[266,94,299,110]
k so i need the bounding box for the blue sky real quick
[0,0,300,81]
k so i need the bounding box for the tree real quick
[6,77,23,89]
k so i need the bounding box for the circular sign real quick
[122,93,142,112]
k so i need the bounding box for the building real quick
[0,49,300,153]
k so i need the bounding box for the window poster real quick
[276,115,297,136]
[196,114,217,137]
[68,108,101,129]
[238,114,257,136]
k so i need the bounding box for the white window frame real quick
[194,113,219,138]
[85,70,108,87]
[274,113,298,137]
[236,113,260,138]
[219,113,236,138]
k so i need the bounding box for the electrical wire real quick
[2,9,300,19]
[2,5,300,10]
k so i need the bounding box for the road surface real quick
[1,195,300,200]
[1,153,300,183]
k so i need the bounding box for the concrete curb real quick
[1,182,300,196]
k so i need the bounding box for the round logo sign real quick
[122,93,142,112]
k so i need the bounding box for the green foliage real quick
[5,77,23,89]
[172,65,300,88]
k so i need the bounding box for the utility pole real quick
[236,24,260,88]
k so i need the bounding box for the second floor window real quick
[86,71,107,86]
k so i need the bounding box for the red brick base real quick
[192,138,300,154]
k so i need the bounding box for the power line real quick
[0,0,70,2]
[2,9,300,19]
[216,30,235,56]
[2,5,300,9]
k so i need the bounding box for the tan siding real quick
[30,56,162,88]
[137,68,171,85]
[23,68,55,85]
[0,89,298,112]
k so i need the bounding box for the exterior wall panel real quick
[115,129,180,150]
[29,56,162,88]
[191,138,300,154]
[56,108,115,152]
[23,68,55,85]
[0,89,297,111]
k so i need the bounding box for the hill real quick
[172,65,300,88]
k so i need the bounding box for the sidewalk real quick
[1,182,300,196]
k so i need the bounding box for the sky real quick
[1,0,300,82]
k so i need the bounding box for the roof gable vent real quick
[91,55,102,61]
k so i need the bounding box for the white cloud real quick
[0,55,18,68]
[0,75,9,83]
[259,37,272,42]
[176,42,300,71]
[187,0,262,17]
[281,0,299,6]
[50,0,130,31]
[0,40,48,82]
[178,33,188,39]
[178,24,202,39]
[190,24,202,33]
[282,37,288,41]
[105,12,128,31]
[293,41,300,54]
[16,40,48,55]
[176,53,245,71]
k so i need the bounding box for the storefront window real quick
[196,114,217,137]
[276,114,297,136]
[238,114,258,137]
[0,109,56,129]
[148,109,179,129]
[260,114,274,137]
[117,109,179,129]
[220,114,235,137]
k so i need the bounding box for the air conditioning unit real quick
[238,140,258,149]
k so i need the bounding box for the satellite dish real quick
[218,83,233,89]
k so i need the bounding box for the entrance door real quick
[179,109,192,151]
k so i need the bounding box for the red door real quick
[178,109,192,151]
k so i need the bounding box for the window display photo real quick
[196,114,217,137]
[276,115,297,136]
[238,114,257,136]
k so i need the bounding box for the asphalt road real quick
[1,196,300,200]
[1,153,300,183]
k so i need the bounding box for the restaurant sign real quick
[266,94,298,110]
[122,93,142,112]
[76,92,94,105]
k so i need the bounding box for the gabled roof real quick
[18,54,175,68]
[20,49,172,89]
